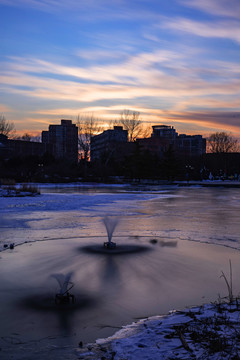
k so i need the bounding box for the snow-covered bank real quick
[76,301,240,359]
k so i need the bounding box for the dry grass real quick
[221,260,234,303]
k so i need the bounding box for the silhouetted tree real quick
[207,132,239,153]
[19,133,32,141]
[0,115,15,137]
[76,114,104,161]
[14,132,41,142]
[116,110,150,142]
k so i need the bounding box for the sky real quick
[1,0,240,138]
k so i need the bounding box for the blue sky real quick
[1,0,240,137]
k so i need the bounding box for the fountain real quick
[102,216,118,249]
[81,216,151,255]
[51,272,75,304]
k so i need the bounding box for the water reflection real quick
[100,256,121,293]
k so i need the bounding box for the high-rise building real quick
[90,126,128,162]
[42,119,78,163]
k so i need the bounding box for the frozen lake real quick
[1,184,240,359]
[1,184,240,249]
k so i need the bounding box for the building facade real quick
[176,134,206,157]
[137,125,206,158]
[0,120,78,163]
[0,134,52,159]
[42,119,78,163]
[151,125,178,139]
[90,126,128,162]
[90,124,206,164]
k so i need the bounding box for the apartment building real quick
[137,125,206,157]
[42,119,78,163]
[90,126,128,162]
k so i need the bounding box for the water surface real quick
[1,185,240,359]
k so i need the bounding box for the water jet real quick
[102,216,118,249]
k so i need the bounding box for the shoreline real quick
[174,180,240,187]
[2,179,240,192]
[76,300,240,359]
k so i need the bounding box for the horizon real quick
[1,0,240,138]
[6,118,218,140]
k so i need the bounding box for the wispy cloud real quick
[163,110,240,135]
[180,0,240,19]
[5,50,185,85]
[162,18,240,43]
[1,52,240,107]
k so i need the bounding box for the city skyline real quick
[1,0,240,137]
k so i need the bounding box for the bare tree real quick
[76,114,103,160]
[140,124,152,139]
[15,133,42,142]
[0,115,15,137]
[116,110,145,142]
[207,132,239,153]
[116,110,151,141]
[20,133,32,141]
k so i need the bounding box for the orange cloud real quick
[1,52,240,137]
[0,104,12,113]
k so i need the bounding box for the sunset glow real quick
[1,0,240,137]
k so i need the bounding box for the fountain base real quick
[20,292,94,312]
[103,241,116,249]
[55,292,75,305]
[81,243,151,255]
